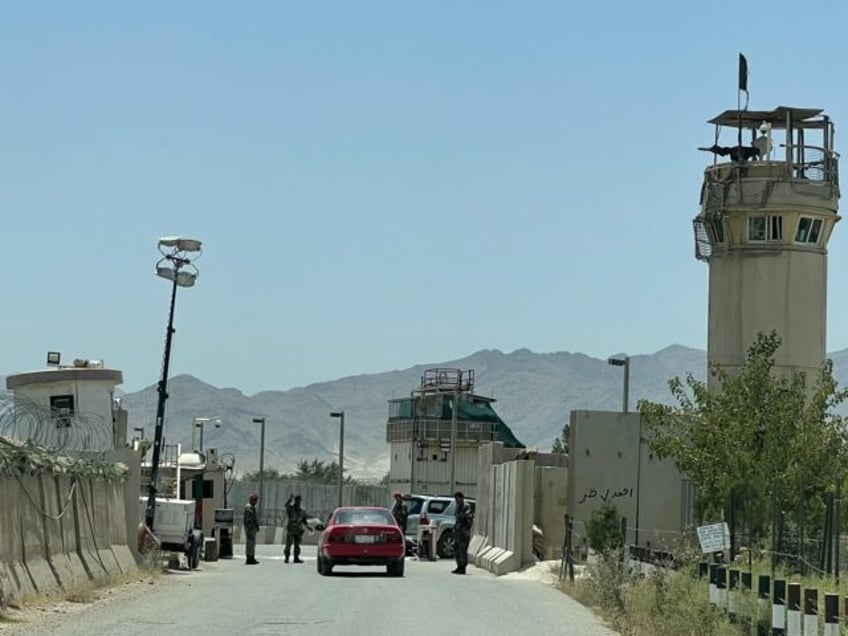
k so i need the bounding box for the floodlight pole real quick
[252,417,266,524]
[144,240,200,533]
[449,387,458,494]
[330,411,345,508]
[145,273,179,532]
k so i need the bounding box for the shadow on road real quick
[322,571,397,578]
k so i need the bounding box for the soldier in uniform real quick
[391,492,408,533]
[284,494,310,563]
[244,493,260,565]
[452,491,474,575]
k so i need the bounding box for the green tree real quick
[241,468,285,482]
[293,458,357,484]
[637,331,848,550]
[552,422,570,454]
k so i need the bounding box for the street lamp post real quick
[449,388,458,494]
[252,417,266,524]
[144,236,202,533]
[607,355,630,413]
[330,411,345,508]
[608,354,639,545]
[192,416,221,452]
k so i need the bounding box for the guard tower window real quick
[795,217,823,244]
[748,215,783,242]
[50,394,75,428]
[708,219,725,244]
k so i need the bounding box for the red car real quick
[316,506,406,576]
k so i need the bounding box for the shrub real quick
[587,504,622,555]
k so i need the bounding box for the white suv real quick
[401,494,475,559]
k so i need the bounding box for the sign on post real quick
[696,522,730,554]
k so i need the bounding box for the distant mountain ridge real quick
[114,346,712,481]
[13,346,848,481]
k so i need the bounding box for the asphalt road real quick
[7,545,617,636]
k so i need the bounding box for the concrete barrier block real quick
[479,546,505,571]
[25,555,58,595]
[472,541,492,567]
[110,544,138,574]
[95,549,121,577]
[492,549,519,576]
[0,561,34,606]
[50,554,82,590]
[260,527,276,544]
[66,553,91,585]
[468,534,486,557]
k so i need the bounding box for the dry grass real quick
[0,560,164,626]
[558,552,848,636]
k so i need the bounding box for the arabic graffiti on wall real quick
[577,487,633,505]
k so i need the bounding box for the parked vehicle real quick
[316,506,406,576]
[432,499,476,559]
[138,496,204,569]
[401,494,476,559]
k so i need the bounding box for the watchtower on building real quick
[694,106,840,385]
[385,368,524,497]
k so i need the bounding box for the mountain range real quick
[14,345,848,481]
[120,345,716,481]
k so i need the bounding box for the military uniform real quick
[391,497,408,533]
[284,495,310,563]
[453,495,474,575]
[244,496,260,564]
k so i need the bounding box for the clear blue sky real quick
[3,1,848,394]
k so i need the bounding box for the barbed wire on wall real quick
[0,390,113,452]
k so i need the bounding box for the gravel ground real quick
[0,571,173,634]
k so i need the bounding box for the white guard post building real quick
[4,351,126,452]
[3,351,142,556]
[386,368,524,498]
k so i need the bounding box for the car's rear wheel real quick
[387,557,405,577]
[317,555,333,576]
[437,530,456,559]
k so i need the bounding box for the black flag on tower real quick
[738,53,749,110]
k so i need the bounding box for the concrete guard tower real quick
[693,106,840,385]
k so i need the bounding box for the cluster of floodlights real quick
[156,236,202,287]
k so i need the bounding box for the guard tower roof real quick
[708,106,825,129]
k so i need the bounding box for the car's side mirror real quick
[315,523,326,531]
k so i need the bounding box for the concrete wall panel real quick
[535,466,568,559]
[568,410,685,558]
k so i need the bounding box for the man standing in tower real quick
[244,493,260,565]
[284,494,310,563]
[452,491,474,575]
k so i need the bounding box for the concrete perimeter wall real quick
[229,480,390,546]
[535,465,568,560]
[567,410,687,559]
[0,473,137,609]
[468,443,537,575]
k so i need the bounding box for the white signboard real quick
[696,521,730,554]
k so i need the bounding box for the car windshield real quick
[334,509,394,525]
